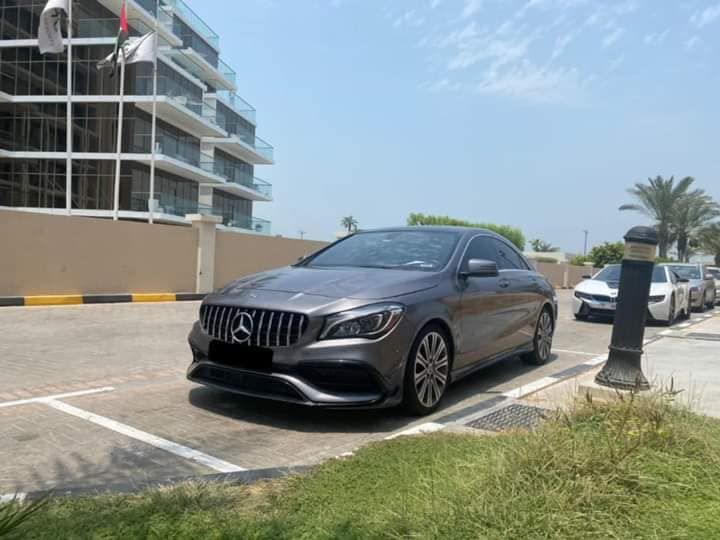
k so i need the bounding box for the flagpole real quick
[148,0,159,224]
[112,54,126,221]
[65,0,73,215]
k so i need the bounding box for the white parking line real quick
[502,376,560,398]
[584,355,607,366]
[0,386,115,409]
[552,348,604,357]
[44,399,245,473]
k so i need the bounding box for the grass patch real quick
[7,392,720,539]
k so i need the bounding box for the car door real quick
[667,268,682,317]
[456,235,508,369]
[491,238,543,351]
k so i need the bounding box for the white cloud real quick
[690,3,720,28]
[643,29,669,46]
[685,35,700,51]
[461,0,483,19]
[550,30,577,60]
[393,9,425,28]
[602,27,624,48]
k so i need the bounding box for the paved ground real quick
[0,291,680,494]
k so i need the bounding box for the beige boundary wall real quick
[0,209,328,296]
[534,261,599,289]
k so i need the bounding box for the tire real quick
[403,324,451,416]
[706,292,716,310]
[664,295,675,326]
[522,307,554,366]
[574,313,588,321]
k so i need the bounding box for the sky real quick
[198,0,720,253]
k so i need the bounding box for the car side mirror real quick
[582,274,592,279]
[462,259,499,278]
[678,277,689,283]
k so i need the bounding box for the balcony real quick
[95,0,182,48]
[161,47,236,92]
[218,214,272,235]
[202,134,274,165]
[213,91,257,125]
[74,17,151,39]
[163,0,220,50]
[200,160,272,201]
[130,190,214,219]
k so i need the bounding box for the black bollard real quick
[595,226,658,390]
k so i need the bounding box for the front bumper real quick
[187,320,412,409]
[572,295,671,321]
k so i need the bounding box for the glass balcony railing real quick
[221,132,274,162]
[199,160,273,197]
[217,58,237,87]
[215,91,256,123]
[216,213,271,234]
[129,134,201,167]
[130,191,214,217]
[164,0,219,48]
[134,76,219,126]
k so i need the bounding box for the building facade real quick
[0,0,273,234]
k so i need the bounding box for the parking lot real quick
[0,291,682,495]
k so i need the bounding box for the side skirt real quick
[450,342,534,383]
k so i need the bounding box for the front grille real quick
[200,304,308,348]
[591,294,616,303]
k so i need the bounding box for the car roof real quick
[356,226,507,239]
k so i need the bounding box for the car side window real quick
[461,236,500,271]
[493,239,526,270]
[669,269,677,284]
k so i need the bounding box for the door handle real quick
[499,278,510,289]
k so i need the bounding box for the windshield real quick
[708,268,720,279]
[305,230,460,272]
[666,265,701,280]
[594,265,667,283]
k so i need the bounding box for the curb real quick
[0,293,207,307]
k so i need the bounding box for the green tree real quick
[619,175,695,258]
[698,224,720,266]
[671,193,720,262]
[529,239,559,252]
[569,254,590,266]
[406,213,525,250]
[340,216,358,233]
[588,242,625,267]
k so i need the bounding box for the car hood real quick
[575,279,669,296]
[219,266,441,300]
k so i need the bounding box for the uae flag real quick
[97,31,156,70]
[109,1,129,75]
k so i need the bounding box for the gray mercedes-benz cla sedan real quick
[187,227,557,415]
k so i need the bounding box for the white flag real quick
[97,32,156,70]
[38,0,69,54]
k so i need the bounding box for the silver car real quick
[187,227,557,415]
[708,267,720,305]
[665,263,717,311]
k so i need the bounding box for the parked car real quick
[665,263,717,311]
[187,227,557,415]
[708,266,720,305]
[572,264,691,324]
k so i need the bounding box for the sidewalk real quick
[522,310,720,417]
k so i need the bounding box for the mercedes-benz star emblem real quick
[230,312,254,344]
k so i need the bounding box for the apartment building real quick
[0,0,274,234]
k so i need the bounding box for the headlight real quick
[648,295,665,304]
[320,304,405,340]
[574,291,593,300]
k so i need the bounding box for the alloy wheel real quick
[414,332,449,408]
[536,311,553,361]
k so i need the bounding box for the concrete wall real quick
[0,209,198,295]
[535,261,597,288]
[214,231,327,288]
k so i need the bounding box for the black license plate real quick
[208,341,273,372]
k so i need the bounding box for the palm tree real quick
[341,215,358,233]
[529,239,559,252]
[672,193,720,261]
[619,176,695,258]
[699,223,720,266]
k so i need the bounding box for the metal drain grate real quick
[685,332,720,341]
[466,404,548,432]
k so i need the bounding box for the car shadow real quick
[187,353,557,434]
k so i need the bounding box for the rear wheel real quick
[522,308,554,365]
[403,324,451,416]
